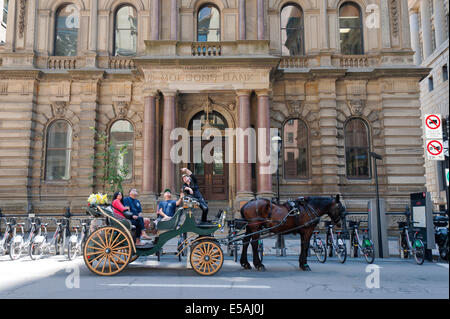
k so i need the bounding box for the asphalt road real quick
[0,253,448,299]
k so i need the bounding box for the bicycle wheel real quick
[314,239,327,263]
[9,240,22,260]
[413,239,425,265]
[362,240,375,264]
[29,239,45,260]
[336,243,347,263]
[68,241,78,260]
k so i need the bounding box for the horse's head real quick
[328,194,346,226]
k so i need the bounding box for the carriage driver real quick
[181,168,209,224]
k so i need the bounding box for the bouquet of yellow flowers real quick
[87,193,108,205]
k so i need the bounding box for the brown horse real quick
[239,195,345,271]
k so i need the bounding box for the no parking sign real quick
[424,114,443,139]
[426,139,445,160]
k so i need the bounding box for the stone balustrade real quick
[47,57,79,70]
[98,56,136,69]
[335,55,370,68]
[191,42,222,56]
[279,57,309,68]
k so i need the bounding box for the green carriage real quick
[83,197,226,276]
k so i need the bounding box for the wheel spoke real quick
[111,238,127,249]
[93,255,106,270]
[96,232,107,248]
[89,238,105,250]
[88,252,106,264]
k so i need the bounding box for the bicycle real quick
[0,217,15,256]
[67,218,90,260]
[310,229,327,263]
[29,218,67,260]
[398,221,425,265]
[9,218,40,260]
[348,220,375,264]
[226,219,240,263]
[325,221,347,263]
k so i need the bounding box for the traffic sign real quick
[424,114,443,139]
[426,139,445,160]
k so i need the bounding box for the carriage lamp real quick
[272,136,283,204]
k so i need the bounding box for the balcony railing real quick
[279,57,308,68]
[191,42,222,56]
[105,57,136,69]
[47,57,78,70]
[335,55,369,68]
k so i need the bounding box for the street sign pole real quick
[371,152,383,258]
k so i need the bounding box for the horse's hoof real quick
[256,264,266,271]
[241,262,252,270]
[300,264,311,271]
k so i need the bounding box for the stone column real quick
[380,0,391,48]
[420,0,433,59]
[239,0,246,40]
[161,91,177,193]
[401,0,412,49]
[236,90,253,200]
[318,78,340,195]
[142,92,157,195]
[89,0,98,52]
[256,90,273,198]
[320,0,329,49]
[170,0,178,41]
[433,0,446,47]
[409,9,422,65]
[151,0,160,40]
[257,0,264,40]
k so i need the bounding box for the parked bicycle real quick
[67,218,90,260]
[398,221,425,265]
[9,217,41,260]
[348,220,375,264]
[433,214,448,261]
[0,216,15,256]
[29,218,67,260]
[310,229,327,263]
[325,221,347,263]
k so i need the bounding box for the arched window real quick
[197,4,220,42]
[110,120,134,180]
[339,2,363,55]
[114,5,137,56]
[281,4,304,56]
[46,120,72,181]
[345,118,370,178]
[283,119,309,179]
[54,4,79,56]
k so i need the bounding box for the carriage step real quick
[135,242,155,250]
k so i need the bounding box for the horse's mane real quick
[303,196,334,210]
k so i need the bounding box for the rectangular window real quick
[428,76,434,91]
[2,0,8,25]
[443,65,448,82]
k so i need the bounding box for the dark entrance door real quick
[187,110,229,201]
[189,137,228,201]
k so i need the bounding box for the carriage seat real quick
[103,205,135,231]
[157,208,184,231]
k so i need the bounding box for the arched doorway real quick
[188,110,229,201]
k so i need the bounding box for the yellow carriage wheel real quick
[190,240,223,276]
[83,226,132,276]
[129,254,139,263]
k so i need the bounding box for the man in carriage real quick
[180,168,209,224]
[155,189,184,226]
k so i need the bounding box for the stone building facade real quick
[0,0,430,218]
[409,0,449,210]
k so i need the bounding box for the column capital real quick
[161,90,178,97]
[255,89,271,97]
[236,89,252,97]
[409,7,419,15]
[143,88,159,97]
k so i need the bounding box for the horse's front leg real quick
[240,227,252,269]
[251,235,265,271]
[299,230,312,271]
